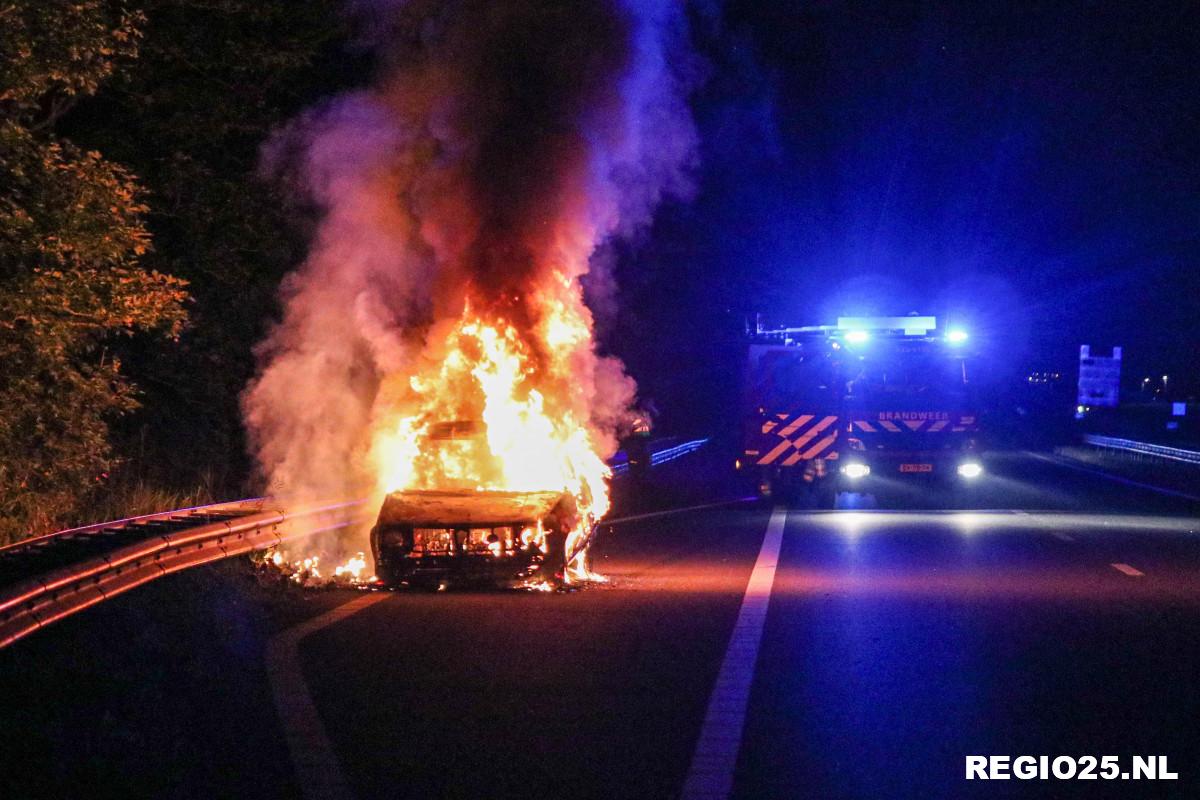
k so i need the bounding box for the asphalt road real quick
[2,450,1200,799]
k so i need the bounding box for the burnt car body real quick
[369,488,589,588]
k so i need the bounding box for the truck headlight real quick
[841,463,870,479]
[957,462,983,479]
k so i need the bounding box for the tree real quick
[69,0,352,491]
[0,1,187,541]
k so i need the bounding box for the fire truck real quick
[741,315,984,500]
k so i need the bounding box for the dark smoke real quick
[244,0,699,505]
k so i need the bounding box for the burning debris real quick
[255,549,376,589]
[242,0,699,583]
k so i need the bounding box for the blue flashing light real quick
[845,330,870,344]
[946,329,969,344]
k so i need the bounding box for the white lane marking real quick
[603,497,758,527]
[267,593,389,800]
[681,507,787,800]
[1025,451,1200,502]
[1111,563,1145,577]
[1050,530,1075,542]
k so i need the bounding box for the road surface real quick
[2,450,1199,799]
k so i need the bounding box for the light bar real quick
[837,315,937,335]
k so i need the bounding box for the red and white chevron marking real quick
[853,414,976,433]
[756,413,840,465]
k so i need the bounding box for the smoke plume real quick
[243,0,698,510]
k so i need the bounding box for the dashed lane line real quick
[1111,563,1145,577]
[1050,530,1076,542]
[267,593,389,800]
[681,506,787,800]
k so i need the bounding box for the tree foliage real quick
[0,1,188,541]
[0,0,349,540]
[70,0,351,490]
[0,1,144,116]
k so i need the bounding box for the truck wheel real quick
[756,475,773,501]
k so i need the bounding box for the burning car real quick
[369,488,590,589]
[369,420,598,589]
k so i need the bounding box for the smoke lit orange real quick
[243,0,697,582]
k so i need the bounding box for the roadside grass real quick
[1,473,222,546]
[82,479,216,527]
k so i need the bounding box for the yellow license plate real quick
[900,463,933,473]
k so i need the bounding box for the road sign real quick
[1077,345,1121,407]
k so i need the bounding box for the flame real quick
[369,303,611,583]
[334,553,369,581]
[261,549,376,587]
[242,1,700,588]
[259,279,618,588]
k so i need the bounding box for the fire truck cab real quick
[742,315,984,501]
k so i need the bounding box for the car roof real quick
[375,489,567,527]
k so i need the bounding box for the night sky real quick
[608,1,1199,432]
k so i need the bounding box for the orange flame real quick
[368,298,612,581]
[243,2,699,585]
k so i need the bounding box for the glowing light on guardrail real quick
[650,438,709,466]
[1082,435,1200,466]
[610,438,709,475]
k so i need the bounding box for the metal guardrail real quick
[650,438,709,466]
[0,437,713,650]
[0,497,369,650]
[610,437,709,475]
[1082,435,1200,466]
